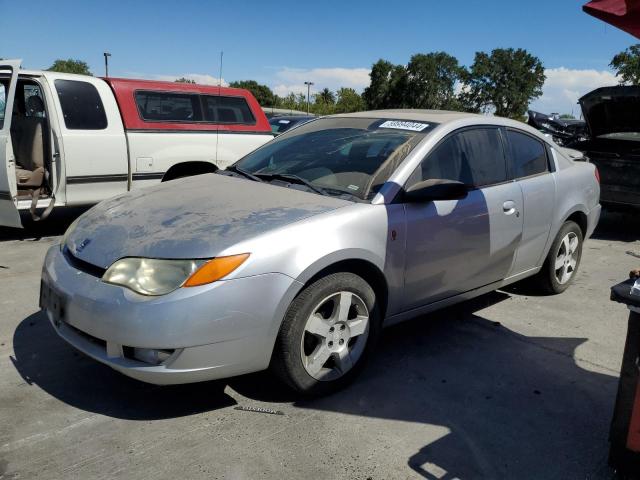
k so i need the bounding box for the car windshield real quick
[235,117,437,200]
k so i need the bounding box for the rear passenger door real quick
[50,76,128,204]
[506,129,556,274]
[402,127,524,310]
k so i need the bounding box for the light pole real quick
[103,52,111,77]
[304,81,314,114]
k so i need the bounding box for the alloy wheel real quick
[554,232,580,285]
[300,291,370,381]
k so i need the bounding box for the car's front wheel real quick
[272,272,381,396]
[537,220,584,294]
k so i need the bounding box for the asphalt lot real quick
[0,208,639,480]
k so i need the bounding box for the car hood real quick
[579,86,640,138]
[66,173,350,268]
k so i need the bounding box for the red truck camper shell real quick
[103,77,271,134]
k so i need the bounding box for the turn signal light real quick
[183,253,250,287]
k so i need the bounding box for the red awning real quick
[583,0,640,39]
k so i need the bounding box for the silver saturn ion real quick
[41,110,601,395]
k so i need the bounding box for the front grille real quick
[63,245,107,278]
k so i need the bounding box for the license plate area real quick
[40,278,67,326]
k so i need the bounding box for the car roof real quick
[331,109,485,124]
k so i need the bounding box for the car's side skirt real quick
[383,266,541,327]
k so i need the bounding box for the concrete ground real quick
[0,208,638,480]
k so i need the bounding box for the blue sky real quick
[1,0,637,115]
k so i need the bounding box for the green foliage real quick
[175,77,196,84]
[363,48,545,119]
[47,59,92,75]
[610,44,640,85]
[362,60,400,109]
[460,48,545,119]
[559,113,575,119]
[406,52,464,110]
[229,80,275,106]
[335,88,365,113]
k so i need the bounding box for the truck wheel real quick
[272,272,381,396]
[537,221,583,294]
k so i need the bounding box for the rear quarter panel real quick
[545,151,599,258]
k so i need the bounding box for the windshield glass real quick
[236,117,436,200]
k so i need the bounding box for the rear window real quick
[135,91,202,122]
[202,95,255,124]
[507,130,548,178]
[55,80,108,130]
[134,91,255,125]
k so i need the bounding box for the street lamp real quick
[103,52,111,77]
[304,81,314,114]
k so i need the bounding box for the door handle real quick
[503,200,518,216]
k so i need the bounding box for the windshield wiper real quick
[225,165,263,182]
[255,173,327,196]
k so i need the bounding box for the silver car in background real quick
[41,110,601,395]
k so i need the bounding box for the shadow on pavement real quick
[12,292,618,478]
[10,311,235,420]
[0,207,90,242]
[593,209,640,244]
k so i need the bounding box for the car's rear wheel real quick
[272,272,381,396]
[537,220,583,294]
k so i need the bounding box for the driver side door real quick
[401,127,524,310]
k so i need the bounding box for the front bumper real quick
[41,245,302,385]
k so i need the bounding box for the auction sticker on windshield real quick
[379,120,429,132]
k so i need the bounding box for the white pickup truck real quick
[0,60,274,228]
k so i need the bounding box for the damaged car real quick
[570,86,640,210]
[41,110,601,395]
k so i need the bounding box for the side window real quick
[409,127,507,189]
[55,80,107,130]
[456,128,507,187]
[23,84,46,118]
[202,95,255,124]
[507,130,548,178]
[135,91,202,122]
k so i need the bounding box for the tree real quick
[229,80,275,106]
[363,60,397,109]
[335,88,365,113]
[315,88,336,105]
[47,59,92,75]
[610,44,640,85]
[406,52,464,110]
[175,77,196,84]
[559,113,576,119]
[460,48,545,119]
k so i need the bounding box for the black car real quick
[572,86,640,210]
[269,115,315,135]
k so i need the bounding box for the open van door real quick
[0,60,22,228]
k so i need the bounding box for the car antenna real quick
[215,50,223,166]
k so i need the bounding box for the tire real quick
[536,220,584,294]
[271,272,382,396]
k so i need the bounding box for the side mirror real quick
[403,179,468,203]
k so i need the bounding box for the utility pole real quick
[304,81,314,114]
[103,52,111,77]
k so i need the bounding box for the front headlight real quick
[102,254,249,296]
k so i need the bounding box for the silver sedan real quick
[41,110,601,395]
